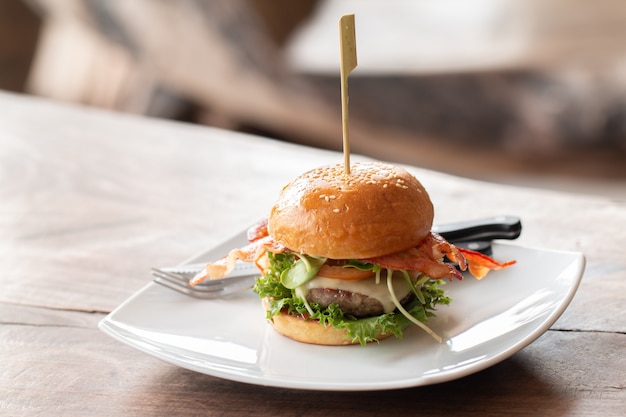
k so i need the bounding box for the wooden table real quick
[1,91,624,416]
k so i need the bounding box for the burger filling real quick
[253,251,451,346]
[191,220,515,346]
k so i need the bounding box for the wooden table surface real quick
[1,91,624,416]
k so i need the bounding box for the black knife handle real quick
[452,240,493,256]
[433,215,522,243]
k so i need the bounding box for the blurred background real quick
[2,0,625,198]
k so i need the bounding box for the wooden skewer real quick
[339,14,357,175]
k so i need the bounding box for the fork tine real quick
[151,268,229,293]
[151,268,200,286]
[151,268,257,299]
[152,275,216,298]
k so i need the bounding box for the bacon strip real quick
[457,247,516,279]
[418,232,467,271]
[190,235,285,285]
[247,218,269,242]
[364,232,514,281]
[364,246,464,280]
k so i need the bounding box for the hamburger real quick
[192,161,514,346]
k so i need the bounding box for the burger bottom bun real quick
[262,298,392,346]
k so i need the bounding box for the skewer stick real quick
[339,14,357,175]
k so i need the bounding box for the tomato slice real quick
[317,264,375,280]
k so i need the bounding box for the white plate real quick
[99,231,584,391]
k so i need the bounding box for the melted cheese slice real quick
[299,271,415,313]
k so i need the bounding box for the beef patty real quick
[306,287,414,318]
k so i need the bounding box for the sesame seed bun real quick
[268,162,434,259]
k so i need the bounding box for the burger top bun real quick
[268,161,434,259]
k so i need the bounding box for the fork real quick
[151,261,259,299]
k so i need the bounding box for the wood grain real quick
[0,91,624,416]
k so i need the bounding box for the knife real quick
[434,215,522,255]
[433,215,521,242]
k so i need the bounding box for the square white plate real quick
[99,231,584,391]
